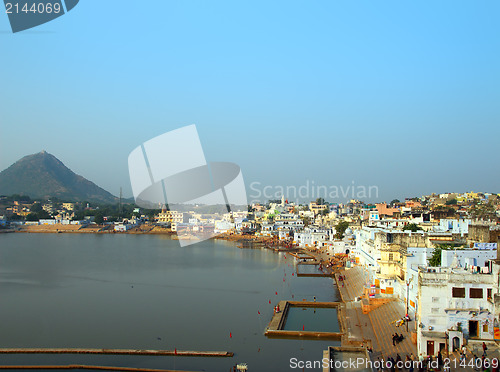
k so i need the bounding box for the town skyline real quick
[2,0,500,370]
[1,0,499,202]
[0,149,499,204]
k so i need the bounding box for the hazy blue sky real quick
[0,0,499,203]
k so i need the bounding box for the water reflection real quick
[0,234,340,371]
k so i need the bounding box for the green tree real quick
[74,211,85,220]
[10,194,31,203]
[428,247,442,267]
[37,210,51,220]
[316,197,326,206]
[9,213,22,221]
[301,216,311,227]
[146,209,161,221]
[26,213,38,221]
[428,244,453,267]
[335,221,349,239]
[403,223,420,232]
[390,199,400,205]
[445,199,458,205]
[30,203,43,213]
[94,213,104,225]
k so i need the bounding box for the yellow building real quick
[466,191,480,200]
[157,210,184,224]
[309,202,327,215]
[378,245,405,281]
[62,203,75,211]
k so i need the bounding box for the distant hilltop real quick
[0,151,117,204]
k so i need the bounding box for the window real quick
[470,288,483,299]
[483,324,489,333]
[487,288,492,300]
[431,308,439,314]
[452,287,465,298]
[389,253,394,261]
[432,297,439,303]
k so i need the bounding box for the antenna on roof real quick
[119,187,123,219]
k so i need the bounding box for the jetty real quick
[0,366,199,371]
[0,348,233,357]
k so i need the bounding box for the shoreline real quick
[9,224,296,248]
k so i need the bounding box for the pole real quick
[406,280,409,333]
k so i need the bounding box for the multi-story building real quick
[156,210,184,224]
[433,219,471,235]
[417,262,500,356]
[355,227,469,302]
[62,203,75,211]
[309,202,328,215]
[375,203,400,217]
[294,227,332,248]
[274,213,304,231]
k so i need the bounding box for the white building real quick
[274,214,304,231]
[114,223,136,232]
[294,227,332,248]
[434,219,471,235]
[214,220,234,234]
[354,227,384,268]
[417,262,500,356]
[259,222,274,237]
[441,248,496,268]
[369,210,380,224]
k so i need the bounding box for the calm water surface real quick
[0,234,340,371]
[296,264,322,275]
[284,308,339,333]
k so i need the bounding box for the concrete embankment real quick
[0,348,233,357]
[0,365,198,372]
[264,300,344,340]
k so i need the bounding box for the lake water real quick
[0,233,340,371]
[296,264,322,275]
[283,307,339,333]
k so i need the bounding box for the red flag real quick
[302,325,305,331]
[269,300,271,304]
[283,278,285,282]
[292,273,294,276]
[229,332,232,338]
[174,348,177,355]
[275,291,278,295]
[258,311,260,315]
